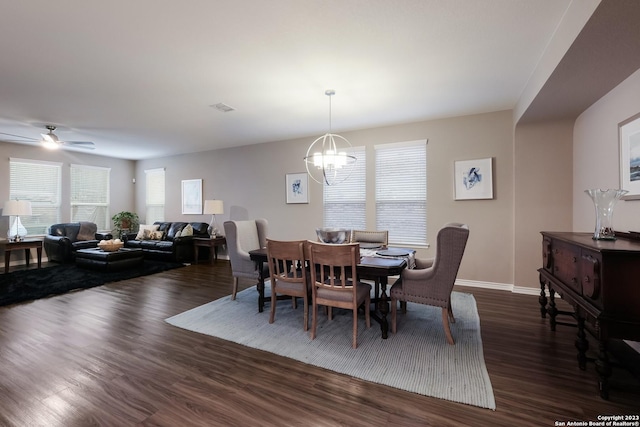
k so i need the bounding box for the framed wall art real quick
[619,112,640,200]
[285,173,309,204]
[454,158,494,200]
[181,179,203,214]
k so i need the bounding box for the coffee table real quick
[76,247,144,271]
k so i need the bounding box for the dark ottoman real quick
[76,247,144,271]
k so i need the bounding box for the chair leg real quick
[352,306,358,349]
[442,308,455,345]
[448,301,455,323]
[232,277,239,300]
[292,296,297,309]
[365,295,371,328]
[311,301,317,340]
[391,296,398,333]
[269,287,277,324]
[302,294,309,332]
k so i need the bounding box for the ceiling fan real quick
[0,125,95,150]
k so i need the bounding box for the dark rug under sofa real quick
[0,260,184,307]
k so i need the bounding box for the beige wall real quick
[135,110,515,286]
[513,120,574,290]
[574,68,640,233]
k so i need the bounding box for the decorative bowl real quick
[316,228,350,244]
[98,241,124,252]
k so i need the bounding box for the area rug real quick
[166,285,496,410]
[0,260,184,307]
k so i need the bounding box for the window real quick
[323,146,366,230]
[375,140,427,246]
[9,158,62,235]
[145,168,165,224]
[70,164,111,229]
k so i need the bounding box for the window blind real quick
[323,146,366,230]
[375,140,427,246]
[145,168,165,224]
[70,164,111,229]
[9,158,62,235]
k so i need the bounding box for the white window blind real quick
[323,146,366,230]
[9,158,62,235]
[145,168,165,224]
[375,140,427,246]
[70,164,111,230]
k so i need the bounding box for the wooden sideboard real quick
[538,231,640,399]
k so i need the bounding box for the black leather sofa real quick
[124,221,209,262]
[44,222,113,263]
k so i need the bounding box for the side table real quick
[3,239,43,273]
[193,236,226,264]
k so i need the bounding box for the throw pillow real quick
[77,221,97,241]
[174,230,182,238]
[181,224,193,237]
[136,224,159,240]
[150,230,165,240]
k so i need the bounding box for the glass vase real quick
[585,189,628,240]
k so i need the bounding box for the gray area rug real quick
[166,285,496,410]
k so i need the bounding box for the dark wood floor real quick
[0,260,638,426]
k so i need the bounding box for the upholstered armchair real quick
[390,222,469,345]
[223,219,269,300]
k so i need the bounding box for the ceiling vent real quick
[211,103,235,113]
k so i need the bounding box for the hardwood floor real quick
[1,261,638,426]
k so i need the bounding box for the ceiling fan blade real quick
[0,131,38,141]
[64,141,95,149]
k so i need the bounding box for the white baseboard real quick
[455,279,544,296]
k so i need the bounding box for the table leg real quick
[539,273,548,318]
[24,248,30,267]
[377,277,389,339]
[193,246,200,264]
[256,260,266,313]
[575,315,588,370]
[4,249,10,274]
[36,246,42,269]
[595,338,611,400]
[548,287,558,332]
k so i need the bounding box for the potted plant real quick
[111,211,139,237]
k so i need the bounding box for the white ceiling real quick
[0,0,572,160]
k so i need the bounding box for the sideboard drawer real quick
[551,240,581,294]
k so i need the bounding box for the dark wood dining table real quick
[248,247,408,339]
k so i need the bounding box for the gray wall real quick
[573,68,640,233]
[0,141,135,261]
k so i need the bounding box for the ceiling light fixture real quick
[304,90,356,186]
[41,125,62,149]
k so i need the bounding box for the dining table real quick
[248,247,412,339]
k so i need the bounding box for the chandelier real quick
[304,90,356,186]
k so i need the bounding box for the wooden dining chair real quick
[266,239,310,330]
[390,223,469,345]
[308,241,371,349]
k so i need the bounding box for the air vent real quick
[211,103,235,113]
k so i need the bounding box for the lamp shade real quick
[3,200,32,216]
[203,199,224,215]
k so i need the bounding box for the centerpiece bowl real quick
[316,228,350,244]
[98,240,124,252]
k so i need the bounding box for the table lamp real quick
[203,199,224,237]
[3,200,32,242]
